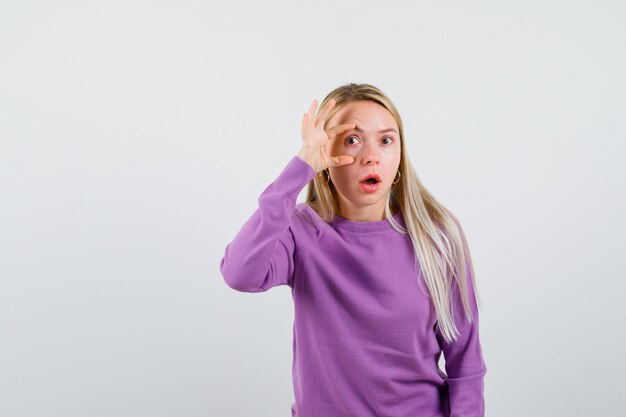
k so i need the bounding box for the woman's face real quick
[325,100,401,221]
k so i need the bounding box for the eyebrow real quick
[351,125,398,134]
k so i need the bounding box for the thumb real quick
[330,155,355,167]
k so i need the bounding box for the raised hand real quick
[297,98,356,173]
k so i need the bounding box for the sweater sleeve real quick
[219,156,316,292]
[436,260,488,417]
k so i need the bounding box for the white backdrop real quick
[1,1,624,416]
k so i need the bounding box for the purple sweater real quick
[220,156,487,417]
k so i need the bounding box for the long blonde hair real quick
[304,82,481,343]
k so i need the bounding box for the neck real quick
[337,199,388,222]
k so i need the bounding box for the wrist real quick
[296,148,317,172]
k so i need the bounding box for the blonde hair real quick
[304,82,481,343]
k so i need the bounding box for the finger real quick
[315,98,335,124]
[308,99,318,115]
[301,113,309,135]
[330,154,355,167]
[314,100,338,131]
[308,100,318,128]
[326,122,356,138]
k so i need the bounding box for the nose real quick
[360,141,380,165]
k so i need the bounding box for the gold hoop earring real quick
[392,170,401,185]
[319,169,330,185]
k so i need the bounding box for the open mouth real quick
[359,174,382,185]
[359,174,382,192]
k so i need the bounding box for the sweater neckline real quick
[332,210,404,233]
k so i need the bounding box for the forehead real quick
[328,100,398,131]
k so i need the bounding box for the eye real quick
[345,136,360,145]
[382,136,393,144]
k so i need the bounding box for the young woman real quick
[220,83,487,417]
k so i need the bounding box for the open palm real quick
[298,98,356,173]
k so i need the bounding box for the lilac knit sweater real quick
[220,156,487,417]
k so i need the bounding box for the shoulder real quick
[288,202,327,248]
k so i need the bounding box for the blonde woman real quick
[220,83,487,417]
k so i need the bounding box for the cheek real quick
[343,147,359,156]
[381,147,397,157]
[380,145,401,163]
[331,140,357,156]
[329,166,354,188]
